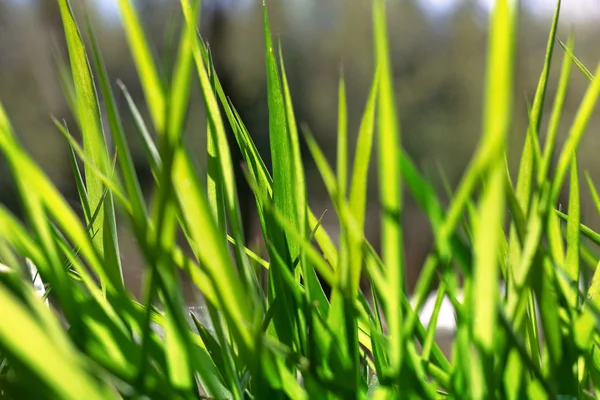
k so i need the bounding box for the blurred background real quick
[1,0,600,298]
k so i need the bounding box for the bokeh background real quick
[1,0,600,299]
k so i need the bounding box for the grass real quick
[1,0,600,398]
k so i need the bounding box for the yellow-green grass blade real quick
[172,148,254,352]
[436,0,517,261]
[349,68,379,234]
[116,0,166,134]
[57,0,123,293]
[182,0,261,303]
[85,13,148,235]
[193,45,244,399]
[337,69,348,200]
[507,0,560,316]
[94,9,195,390]
[148,4,200,390]
[558,37,597,85]
[302,128,365,389]
[539,33,574,184]
[373,0,405,375]
[562,156,581,309]
[0,285,113,399]
[550,62,600,204]
[472,164,505,394]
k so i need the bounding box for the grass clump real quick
[1,0,600,398]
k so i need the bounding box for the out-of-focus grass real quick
[1,0,600,398]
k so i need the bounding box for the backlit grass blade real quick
[563,156,581,308]
[436,0,517,261]
[373,0,405,374]
[337,69,348,199]
[507,0,560,314]
[116,0,165,133]
[558,38,597,85]
[472,163,505,394]
[0,285,112,400]
[172,148,253,352]
[349,68,378,233]
[85,13,148,233]
[263,5,304,270]
[550,62,600,204]
[539,33,573,183]
[278,43,329,313]
[57,0,123,293]
[181,0,261,303]
[200,37,340,269]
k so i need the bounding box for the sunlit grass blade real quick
[373,0,405,375]
[337,69,348,199]
[539,33,573,183]
[563,156,581,308]
[116,0,165,133]
[0,285,113,400]
[57,0,123,293]
[550,62,600,204]
[172,147,253,352]
[85,12,148,235]
[472,164,505,395]
[507,0,560,322]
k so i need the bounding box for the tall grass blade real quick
[57,0,123,293]
[373,0,405,375]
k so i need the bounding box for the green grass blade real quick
[472,163,505,394]
[57,0,123,293]
[563,156,581,308]
[373,0,405,374]
[116,0,165,133]
[0,285,112,399]
[67,140,92,224]
[550,62,600,204]
[172,148,253,352]
[117,81,162,176]
[539,33,574,183]
[85,13,149,234]
[337,69,348,199]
